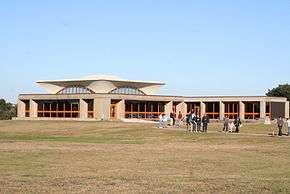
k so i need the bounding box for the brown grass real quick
[0,120,289,193]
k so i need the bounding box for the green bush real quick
[0,99,16,120]
[266,84,290,101]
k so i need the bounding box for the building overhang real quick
[36,75,165,95]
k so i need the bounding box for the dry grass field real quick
[0,120,289,193]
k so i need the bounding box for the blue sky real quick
[1,0,290,102]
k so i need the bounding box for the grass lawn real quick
[0,120,289,193]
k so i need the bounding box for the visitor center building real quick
[17,75,289,121]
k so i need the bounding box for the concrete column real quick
[165,101,173,116]
[260,101,266,119]
[80,99,88,119]
[94,97,111,120]
[176,102,187,116]
[219,101,225,120]
[29,99,38,118]
[116,99,125,120]
[285,101,289,119]
[239,101,245,120]
[17,100,26,118]
[200,102,206,116]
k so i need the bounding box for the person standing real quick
[202,114,210,132]
[277,116,284,136]
[158,113,163,128]
[191,112,197,133]
[170,112,176,126]
[234,117,242,133]
[177,111,183,126]
[287,118,290,136]
[196,115,202,132]
[223,116,230,132]
[178,111,183,120]
[185,111,192,132]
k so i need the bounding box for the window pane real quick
[58,86,93,94]
[110,87,145,95]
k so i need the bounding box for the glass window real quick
[109,87,145,95]
[36,100,80,118]
[57,86,94,94]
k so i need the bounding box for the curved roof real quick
[37,74,165,85]
[81,75,124,81]
[36,75,165,95]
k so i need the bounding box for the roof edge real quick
[36,79,166,85]
[18,93,288,100]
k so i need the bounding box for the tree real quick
[0,99,16,120]
[266,84,290,101]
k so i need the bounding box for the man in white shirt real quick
[287,118,290,136]
[158,114,164,128]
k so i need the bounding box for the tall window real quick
[109,87,145,95]
[37,100,79,118]
[57,86,94,94]
[205,102,220,119]
[125,100,165,120]
[244,102,260,119]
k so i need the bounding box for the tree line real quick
[0,99,17,120]
[266,84,290,102]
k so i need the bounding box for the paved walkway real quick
[159,126,290,138]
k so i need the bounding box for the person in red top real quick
[178,111,183,120]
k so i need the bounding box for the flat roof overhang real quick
[36,79,165,88]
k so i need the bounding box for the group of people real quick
[158,112,184,128]
[185,111,210,133]
[158,111,210,132]
[275,116,290,136]
[223,116,242,133]
[158,111,290,137]
[159,112,182,128]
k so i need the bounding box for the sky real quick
[0,0,290,102]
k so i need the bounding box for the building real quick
[17,75,290,121]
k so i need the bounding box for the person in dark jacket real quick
[170,112,176,126]
[185,112,192,131]
[202,114,210,132]
[234,117,242,133]
[277,116,284,136]
[196,115,202,132]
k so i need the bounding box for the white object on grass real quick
[264,116,271,125]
